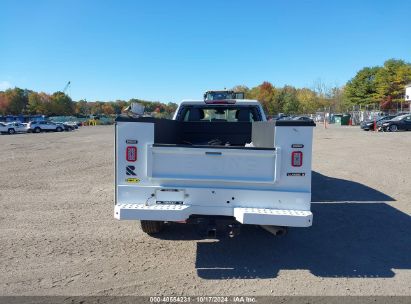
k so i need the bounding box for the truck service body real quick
[114,99,315,234]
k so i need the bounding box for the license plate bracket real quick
[155,189,185,204]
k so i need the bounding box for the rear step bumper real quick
[114,204,313,227]
[234,207,312,227]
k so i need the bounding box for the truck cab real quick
[114,98,315,236]
[173,99,265,123]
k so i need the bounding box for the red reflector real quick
[126,146,137,162]
[291,151,303,167]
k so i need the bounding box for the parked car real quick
[293,116,313,121]
[361,115,396,131]
[376,115,398,129]
[381,114,411,132]
[54,122,75,131]
[275,113,290,120]
[0,122,28,134]
[394,112,410,116]
[277,115,292,120]
[0,122,14,134]
[64,121,79,129]
[27,121,64,133]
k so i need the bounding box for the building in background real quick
[406,84,411,112]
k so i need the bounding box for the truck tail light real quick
[291,151,303,167]
[204,99,236,104]
[126,146,137,162]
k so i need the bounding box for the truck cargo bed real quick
[114,114,315,230]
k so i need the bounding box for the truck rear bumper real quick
[114,204,313,227]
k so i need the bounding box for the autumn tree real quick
[232,85,250,96]
[344,59,411,108]
[50,92,74,115]
[296,88,318,113]
[75,100,90,115]
[102,103,115,115]
[374,59,411,103]
[256,82,278,114]
[27,92,53,114]
[112,100,127,114]
[0,88,29,114]
[0,92,8,115]
[89,102,103,115]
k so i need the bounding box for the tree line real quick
[233,82,344,115]
[0,89,178,118]
[344,59,411,110]
[234,59,411,115]
[1,58,410,117]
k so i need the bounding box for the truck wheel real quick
[140,220,164,234]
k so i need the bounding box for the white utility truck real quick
[114,95,315,236]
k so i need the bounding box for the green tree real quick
[374,59,411,103]
[281,86,299,114]
[246,85,260,100]
[329,86,345,112]
[344,67,381,106]
[165,102,178,117]
[50,91,74,115]
[27,92,42,114]
[344,59,411,108]
[296,88,318,113]
[27,92,52,114]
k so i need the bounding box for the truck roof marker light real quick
[204,99,236,105]
[291,151,303,167]
[126,146,137,162]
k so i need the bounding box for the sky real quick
[1,0,411,103]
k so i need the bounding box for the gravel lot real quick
[0,125,410,296]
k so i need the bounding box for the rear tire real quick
[140,220,164,234]
[56,127,63,132]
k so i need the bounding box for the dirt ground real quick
[0,125,410,296]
